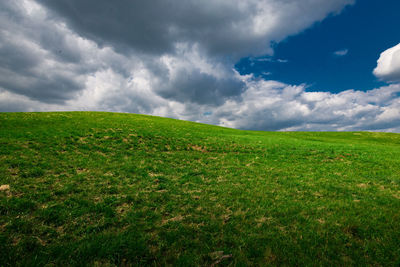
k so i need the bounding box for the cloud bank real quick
[1,0,400,132]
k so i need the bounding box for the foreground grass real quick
[0,112,399,266]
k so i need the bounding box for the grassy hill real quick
[1,112,400,266]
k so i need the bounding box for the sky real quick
[0,0,400,132]
[235,0,400,93]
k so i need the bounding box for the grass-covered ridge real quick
[1,112,399,266]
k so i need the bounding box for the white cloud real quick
[253,58,288,63]
[373,43,400,82]
[334,49,349,56]
[277,59,289,63]
[210,81,400,131]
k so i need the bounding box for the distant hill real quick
[1,112,399,266]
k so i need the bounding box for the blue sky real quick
[236,0,400,93]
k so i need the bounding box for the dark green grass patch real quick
[1,112,400,266]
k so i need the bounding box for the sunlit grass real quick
[1,112,399,266]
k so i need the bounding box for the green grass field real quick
[1,112,400,266]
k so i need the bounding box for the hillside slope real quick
[1,112,400,266]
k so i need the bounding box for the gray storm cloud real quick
[36,0,355,59]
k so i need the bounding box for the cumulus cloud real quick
[2,0,400,132]
[373,43,400,83]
